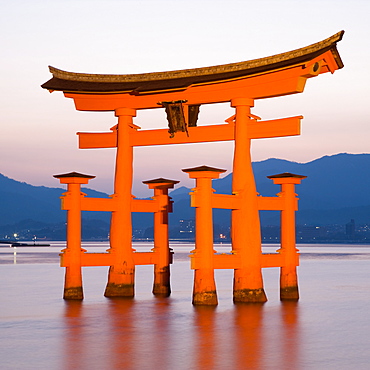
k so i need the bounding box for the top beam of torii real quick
[41,31,344,112]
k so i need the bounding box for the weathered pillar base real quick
[280,286,299,301]
[152,266,171,297]
[192,291,218,306]
[280,267,299,301]
[233,288,267,303]
[104,283,135,298]
[104,267,135,298]
[63,287,83,300]
[192,269,218,306]
[63,266,83,300]
[233,270,268,303]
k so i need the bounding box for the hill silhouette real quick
[0,174,110,225]
[169,153,370,226]
[1,153,369,240]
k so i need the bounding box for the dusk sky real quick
[1,0,369,197]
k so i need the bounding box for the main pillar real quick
[142,178,179,297]
[268,173,306,300]
[183,166,225,305]
[54,172,95,300]
[231,98,267,303]
[105,107,137,297]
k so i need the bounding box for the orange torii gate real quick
[42,31,344,304]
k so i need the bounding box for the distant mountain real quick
[1,153,369,240]
[169,153,370,226]
[0,173,110,226]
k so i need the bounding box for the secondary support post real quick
[183,166,226,306]
[268,173,306,300]
[105,107,137,298]
[231,98,267,303]
[54,172,95,300]
[142,178,179,297]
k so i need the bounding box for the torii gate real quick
[42,31,344,304]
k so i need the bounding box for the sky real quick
[1,0,369,197]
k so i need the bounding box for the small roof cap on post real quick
[182,165,226,173]
[182,165,226,179]
[267,172,306,185]
[53,171,95,184]
[142,177,179,189]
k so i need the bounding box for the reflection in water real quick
[63,297,301,368]
[3,248,368,368]
[64,301,85,369]
[152,298,172,368]
[108,298,136,369]
[193,306,217,369]
[280,301,301,369]
[108,298,175,368]
[232,302,300,369]
[234,303,264,369]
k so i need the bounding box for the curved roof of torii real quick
[42,31,344,95]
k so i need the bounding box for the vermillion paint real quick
[47,32,343,303]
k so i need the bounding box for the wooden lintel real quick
[213,254,241,269]
[190,252,299,270]
[133,251,159,265]
[191,193,291,211]
[60,251,297,268]
[262,252,299,268]
[131,198,159,213]
[261,253,285,268]
[62,195,159,213]
[190,253,242,270]
[212,193,240,209]
[60,252,115,267]
[77,123,234,149]
[78,115,301,150]
[60,251,163,267]
[80,197,117,212]
[78,131,117,149]
[247,116,302,139]
[257,196,284,211]
[130,123,235,147]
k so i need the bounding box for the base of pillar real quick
[63,286,83,300]
[152,284,171,297]
[192,291,218,306]
[152,267,171,297]
[280,286,299,301]
[233,288,267,303]
[104,283,134,298]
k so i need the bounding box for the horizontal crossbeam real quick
[190,252,299,270]
[190,193,296,211]
[77,116,302,149]
[60,196,162,213]
[60,251,165,267]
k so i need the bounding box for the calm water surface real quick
[1,243,370,369]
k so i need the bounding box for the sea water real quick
[0,243,370,369]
